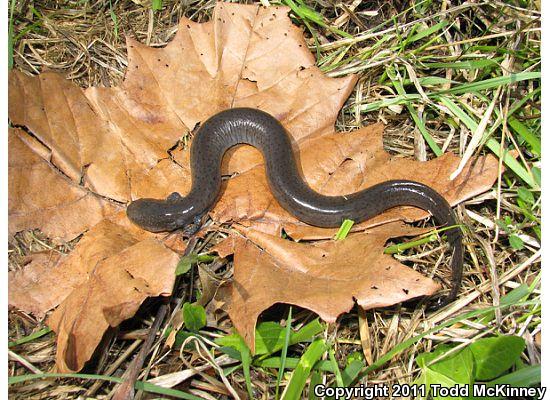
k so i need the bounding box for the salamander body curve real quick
[127,108,463,308]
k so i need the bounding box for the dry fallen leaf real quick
[47,238,180,372]
[9,219,181,373]
[8,1,500,371]
[8,250,64,317]
[9,220,137,318]
[8,128,118,241]
[214,224,440,350]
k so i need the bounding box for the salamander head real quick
[126,196,195,233]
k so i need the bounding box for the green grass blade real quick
[438,96,477,131]
[508,117,540,156]
[216,334,253,396]
[441,72,540,95]
[389,68,443,155]
[290,319,324,344]
[8,373,202,400]
[308,371,323,399]
[109,0,119,39]
[422,59,498,70]
[281,339,326,399]
[360,93,422,113]
[484,138,537,188]
[438,96,537,188]
[362,72,540,113]
[327,347,344,387]
[509,88,541,116]
[406,103,443,155]
[276,307,293,399]
[9,0,16,69]
[485,364,541,387]
[477,283,532,324]
[334,219,354,240]
[286,0,351,37]
[341,360,364,386]
[385,233,438,254]
[256,357,334,372]
[384,225,462,254]
[408,20,448,44]
[404,76,454,86]
[151,0,162,11]
[241,345,254,398]
[8,327,52,347]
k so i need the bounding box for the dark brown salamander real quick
[127,108,463,308]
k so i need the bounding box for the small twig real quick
[181,336,241,400]
[86,339,143,397]
[424,28,539,51]
[8,349,44,374]
[429,250,540,324]
[112,236,199,400]
[146,8,154,46]
[148,354,234,388]
[476,235,502,324]
[112,301,169,400]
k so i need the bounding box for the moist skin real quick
[127,108,463,308]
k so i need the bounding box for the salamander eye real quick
[166,192,183,203]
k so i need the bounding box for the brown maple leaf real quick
[48,238,180,372]
[8,128,118,241]
[213,224,440,351]
[9,220,137,318]
[7,2,500,372]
